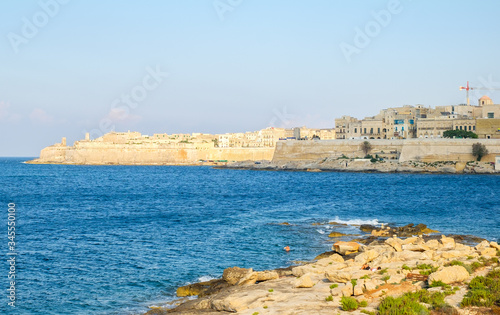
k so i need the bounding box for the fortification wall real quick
[34,142,274,165]
[273,139,500,163]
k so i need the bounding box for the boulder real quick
[428,266,469,284]
[425,239,440,250]
[325,270,351,283]
[402,237,418,245]
[479,247,497,257]
[332,241,360,255]
[353,280,365,296]
[222,267,253,285]
[440,236,455,250]
[294,273,314,288]
[490,242,500,250]
[341,282,353,296]
[255,270,279,282]
[385,237,403,252]
[392,250,424,262]
[292,265,322,277]
[354,249,379,264]
[475,240,491,250]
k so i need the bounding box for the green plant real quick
[359,300,368,307]
[325,295,333,302]
[467,255,474,260]
[379,289,448,315]
[268,289,274,292]
[330,284,338,289]
[382,275,390,282]
[361,275,370,280]
[351,279,357,286]
[378,268,388,275]
[402,264,412,271]
[252,312,259,315]
[472,142,489,161]
[461,268,500,307]
[263,305,268,309]
[443,129,478,139]
[429,280,451,289]
[360,310,376,315]
[341,296,359,311]
[361,141,372,156]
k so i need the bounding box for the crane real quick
[459,81,500,106]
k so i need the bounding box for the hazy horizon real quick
[2,0,500,157]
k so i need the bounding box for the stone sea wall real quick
[273,139,500,163]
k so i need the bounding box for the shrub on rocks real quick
[341,296,359,311]
[461,268,500,307]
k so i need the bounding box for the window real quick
[469,126,472,131]
[395,127,398,131]
[456,126,459,130]
[473,126,476,130]
[378,128,380,134]
[460,126,462,130]
[488,112,495,118]
[370,128,373,134]
[354,128,357,133]
[364,128,367,134]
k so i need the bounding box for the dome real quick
[479,95,492,100]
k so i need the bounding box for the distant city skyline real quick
[1,0,500,156]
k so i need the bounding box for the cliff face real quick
[273,139,500,163]
[29,141,275,165]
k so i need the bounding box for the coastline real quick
[217,159,500,175]
[146,223,500,315]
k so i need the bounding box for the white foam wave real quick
[316,229,326,234]
[198,275,217,282]
[330,217,385,226]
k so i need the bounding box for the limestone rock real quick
[354,249,379,264]
[425,239,440,250]
[294,273,314,288]
[440,236,455,250]
[341,282,353,296]
[292,265,322,277]
[402,237,418,245]
[392,250,425,262]
[255,270,279,282]
[436,250,467,259]
[353,281,365,296]
[479,247,497,257]
[428,266,469,284]
[475,240,491,250]
[385,237,403,252]
[325,270,351,283]
[332,241,360,255]
[222,267,253,285]
[330,283,344,296]
[490,241,500,250]
[402,244,429,252]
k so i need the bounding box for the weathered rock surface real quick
[154,232,498,315]
[428,266,470,284]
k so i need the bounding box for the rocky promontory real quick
[218,159,500,174]
[146,224,500,315]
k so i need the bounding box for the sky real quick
[1,0,500,157]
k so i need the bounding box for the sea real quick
[0,157,499,314]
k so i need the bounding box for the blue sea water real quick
[0,157,499,314]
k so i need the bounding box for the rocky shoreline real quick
[145,224,500,315]
[217,159,500,174]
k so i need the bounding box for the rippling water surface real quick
[0,158,499,314]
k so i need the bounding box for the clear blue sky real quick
[1,0,500,156]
